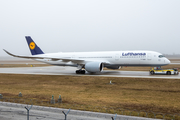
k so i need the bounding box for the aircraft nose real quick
[165,58,171,64]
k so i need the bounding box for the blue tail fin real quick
[25,36,44,55]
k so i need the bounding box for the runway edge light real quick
[19,92,22,97]
[51,95,55,104]
[0,94,3,99]
[58,95,62,103]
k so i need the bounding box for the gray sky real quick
[0,0,180,56]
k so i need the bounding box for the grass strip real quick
[0,74,180,119]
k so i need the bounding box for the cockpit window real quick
[158,55,165,58]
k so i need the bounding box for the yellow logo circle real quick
[29,42,36,50]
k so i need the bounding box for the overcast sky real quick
[0,0,180,57]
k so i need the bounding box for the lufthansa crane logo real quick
[29,42,36,50]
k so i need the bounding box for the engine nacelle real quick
[85,62,103,73]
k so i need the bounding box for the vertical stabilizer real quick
[25,36,44,55]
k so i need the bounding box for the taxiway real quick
[0,66,179,79]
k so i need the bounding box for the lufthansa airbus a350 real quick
[3,36,170,74]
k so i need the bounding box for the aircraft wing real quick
[3,49,46,59]
[3,49,110,64]
[3,49,84,62]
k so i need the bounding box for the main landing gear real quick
[76,70,86,74]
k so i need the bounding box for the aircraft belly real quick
[35,59,77,67]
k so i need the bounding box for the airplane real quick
[3,36,171,74]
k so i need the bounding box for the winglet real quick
[3,49,44,59]
[3,49,16,57]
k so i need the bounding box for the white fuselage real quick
[35,50,170,67]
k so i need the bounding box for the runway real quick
[0,66,180,79]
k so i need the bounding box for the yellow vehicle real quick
[150,67,179,75]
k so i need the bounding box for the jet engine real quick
[85,62,103,73]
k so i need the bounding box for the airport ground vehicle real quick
[150,67,179,75]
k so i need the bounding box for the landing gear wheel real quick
[166,71,171,75]
[150,71,154,75]
[76,70,85,74]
